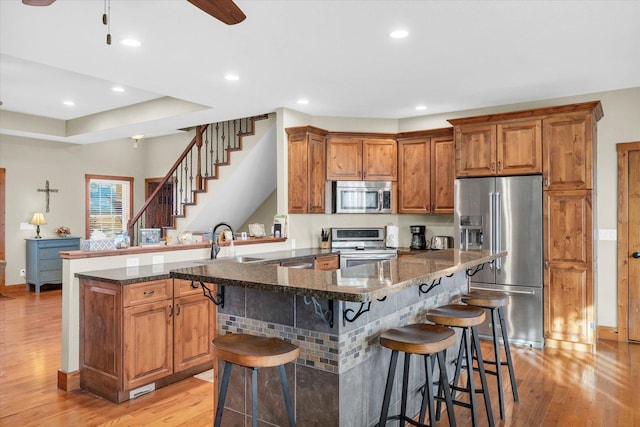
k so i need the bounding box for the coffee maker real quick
[410,225,427,250]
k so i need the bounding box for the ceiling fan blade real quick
[22,0,56,5]
[187,0,246,25]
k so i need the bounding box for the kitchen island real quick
[169,249,504,426]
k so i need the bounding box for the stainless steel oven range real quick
[330,227,397,269]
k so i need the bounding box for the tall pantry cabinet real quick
[450,101,603,353]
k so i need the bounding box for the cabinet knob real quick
[633,252,640,259]
[143,289,155,296]
[490,162,496,172]
[498,161,503,171]
[544,260,549,269]
[544,177,549,187]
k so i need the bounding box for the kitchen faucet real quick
[210,222,235,259]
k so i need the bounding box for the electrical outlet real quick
[20,268,26,277]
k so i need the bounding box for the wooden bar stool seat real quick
[212,333,299,427]
[462,290,519,420]
[378,324,457,427]
[426,304,495,427]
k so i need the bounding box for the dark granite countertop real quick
[75,248,505,302]
[172,249,505,302]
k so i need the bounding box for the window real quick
[85,175,133,239]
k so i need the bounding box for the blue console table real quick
[25,237,81,293]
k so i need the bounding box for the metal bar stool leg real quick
[214,362,233,427]
[400,353,411,426]
[498,306,519,402]
[463,327,480,427]
[489,308,506,419]
[471,326,495,427]
[278,365,296,427]
[378,350,399,426]
[418,355,436,427]
[436,350,456,427]
[251,367,259,427]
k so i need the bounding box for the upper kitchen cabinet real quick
[286,126,328,213]
[452,119,541,177]
[543,110,599,191]
[326,136,397,181]
[397,128,454,214]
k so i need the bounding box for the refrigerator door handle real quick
[495,191,501,270]
[488,192,494,269]
[470,286,536,296]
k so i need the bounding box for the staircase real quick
[127,113,271,245]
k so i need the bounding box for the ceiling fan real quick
[21,0,246,25]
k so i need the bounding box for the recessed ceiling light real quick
[112,86,125,92]
[121,38,141,47]
[297,99,309,105]
[225,74,240,81]
[390,29,409,39]
[63,100,75,106]
[415,105,427,111]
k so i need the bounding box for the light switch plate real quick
[152,255,164,265]
[598,229,617,241]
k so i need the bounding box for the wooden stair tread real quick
[426,304,486,327]
[380,324,455,354]
[212,333,299,368]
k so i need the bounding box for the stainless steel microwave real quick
[326,181,393,214]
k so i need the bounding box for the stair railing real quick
[127,114,268,245]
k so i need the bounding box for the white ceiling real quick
[1,0,639,144]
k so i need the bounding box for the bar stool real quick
[462,290,519,419]
[212,333,299,427]
[378,323,457,427]
[426,304,495,427]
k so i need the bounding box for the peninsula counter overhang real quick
[170,249,506,302]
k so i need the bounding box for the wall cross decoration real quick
[37,180,58,213]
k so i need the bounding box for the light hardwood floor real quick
[1,288,639,426]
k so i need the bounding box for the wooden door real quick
[145,178,173,236]
[398,139,430,213]
[455,124,496,177]
[0,168,5,293]
[307,134,326,212]
[362,139,397,181]
[544,190,594,351]
[617,142,640,342]
[123,300,173,390]
[543,113,593,191]
[287,134,309,213]
[497,119,542,175]
[174,293,214,372]
[431,136,455,213]
[326,137,362,180]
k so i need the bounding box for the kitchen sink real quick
[233,256,266,263]
[194,256,266,264]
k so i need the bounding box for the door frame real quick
[616,141,640,342]
[0,168,5,291]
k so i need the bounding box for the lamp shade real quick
[29,212,47,226]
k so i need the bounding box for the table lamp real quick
[29,212,47,238]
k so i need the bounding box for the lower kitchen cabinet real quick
[80,278,215,403]
[313,255,339,270]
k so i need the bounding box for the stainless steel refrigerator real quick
[455,175,544,348]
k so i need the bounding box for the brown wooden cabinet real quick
[286,126,328,213]
[326,137,397,181]
[543,113,595,191]
[397,130,454,214]
[313,255,339,270]
[449,101,603,353]
[80,278,215,402]
[543,190,594,350]
[454,119,541,177]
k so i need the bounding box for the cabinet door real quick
[174,293,215,372]
[431,136,455,213]
[288,134,309,213]
[497,119,542,175]
[326,137,362,180]
[543,113,594,190]
[363,139,397,181]
[314,255,339,270]
[398,139,430,213]
[455,124,497,177]
[543,190,594,350]
[308,134,326,212]
[123,300,173,390]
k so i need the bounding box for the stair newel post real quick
[195,125,204,191]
